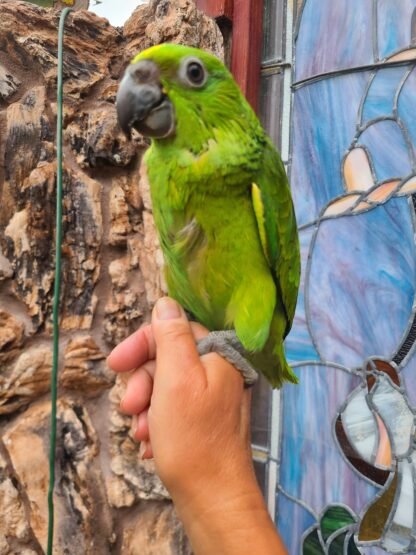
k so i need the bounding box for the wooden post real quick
[196,0,264,113]
[230,0,264,112]
[195,0,233,19]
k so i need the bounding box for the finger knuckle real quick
[160,323,191,343]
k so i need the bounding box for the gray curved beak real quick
[116,59,175,139]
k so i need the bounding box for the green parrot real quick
[116,44,300,388]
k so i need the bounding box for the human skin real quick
[107,297,288,555]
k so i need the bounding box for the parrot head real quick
[116,44,248,147]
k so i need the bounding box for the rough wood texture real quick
[195,0,233,19]
[0,1,223,553]
[231,0,264,112]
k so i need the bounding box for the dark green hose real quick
[47,7,73,555]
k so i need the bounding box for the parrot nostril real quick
[134,67,151,82]
[130,60,160,84]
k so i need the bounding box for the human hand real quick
[107,297,288,555]
[107,296,254,501]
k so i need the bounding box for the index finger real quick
[107,324,155,373]
[107,320,209,373]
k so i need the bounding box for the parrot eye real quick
[187,62,205,84]
[179,57,207,88]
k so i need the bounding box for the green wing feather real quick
[251,139,300,337]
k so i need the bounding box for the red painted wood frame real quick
[196,0,233,19]
[196,0,264,113]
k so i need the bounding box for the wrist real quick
[172,470,287,555]
[165,449,257,514]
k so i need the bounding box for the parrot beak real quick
[116,59,175,139]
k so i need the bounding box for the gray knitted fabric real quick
[197,330,258,387]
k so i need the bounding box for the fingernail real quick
[155,297,181,320]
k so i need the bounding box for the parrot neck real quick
[156,83,263,154]
[147,121,265,208]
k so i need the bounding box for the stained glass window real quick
[261,1,416,553]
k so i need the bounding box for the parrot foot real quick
[197,330,258,387]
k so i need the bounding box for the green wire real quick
[47,8,73,555]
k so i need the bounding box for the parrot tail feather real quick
[253,340,298,389]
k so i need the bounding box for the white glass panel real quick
[341,386,377,463]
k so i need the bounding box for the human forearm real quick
[174,479,288,555]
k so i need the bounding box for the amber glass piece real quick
[343,148,374,192]
[376,360,400,385]
[387,48,416,62]
[324,195,361,217]
[366,374,376,391]
[371,359,400,386]
[353,201,372,213]
[358,470,398,541]
[374,414,392,468]
[366,180,400,203]
[400,175,416,194]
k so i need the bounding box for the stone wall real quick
[0,1,223,553]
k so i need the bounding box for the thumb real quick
[151,297,205,385]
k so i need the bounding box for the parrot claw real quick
[197,330,258,387]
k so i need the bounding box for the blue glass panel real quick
[285,226,320,364]
[357,120,413,181]
[361,66,409,123]
[276,492,317,555]
[295,0,374,81]
[377,0,416,60]
[364,548,389,555]
[279,364,378,514]
[400,347,416,407]
[397,66,416,162]
[292,72,370,227]
[308,198,416,368]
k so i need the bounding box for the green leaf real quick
[328,531,348,555]
[303,526,326,555]
[320,505,357,542]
